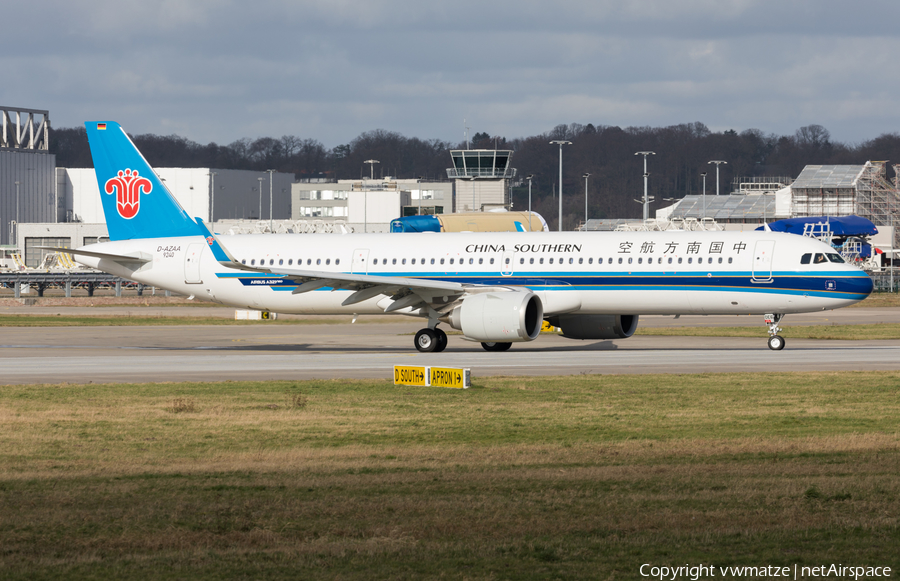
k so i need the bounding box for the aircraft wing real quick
[200,222,506,315]
[243,265,489,313]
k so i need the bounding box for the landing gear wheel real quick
[767,335,786,351]
[481,341,512,352]
[434,329,448,352]
[415,329,438,353]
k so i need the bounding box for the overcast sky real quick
[4,0,899,148]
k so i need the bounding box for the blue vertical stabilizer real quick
[85,121,204,241]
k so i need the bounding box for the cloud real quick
[2,0,899,147]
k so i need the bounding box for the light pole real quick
[14,180,20,247]
[210,171,217,223]
[700,171,707,220]
[582,173,590,225]
[635,151,655,221]
[708,160,727,196]
[549,140,571,231]
[417,176,424,215]
[256,177,264,222]
[363,160,380,233]
[364,159,380,180]
[267,169,276,232]
[526,174,534,231]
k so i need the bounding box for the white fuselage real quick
[76,230,873,317]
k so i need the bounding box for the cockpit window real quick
[800,253,811,264]
[814,253,827,264]
[827,253,844,263]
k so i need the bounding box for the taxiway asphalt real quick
[0,306,898,384]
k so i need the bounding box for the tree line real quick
[50,122,900,230]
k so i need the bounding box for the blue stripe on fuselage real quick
[215,270,873,299]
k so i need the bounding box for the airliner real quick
[55,122,874,352]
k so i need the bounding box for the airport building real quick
[291,178,452,233]
[0,107,56,247]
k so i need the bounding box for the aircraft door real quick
[351,248,369,274]
[501,250,514,276]
[184,243,204,284]
[751,240,775,282]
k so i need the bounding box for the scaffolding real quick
[856,161,900,249]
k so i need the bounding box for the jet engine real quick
[445,291,543,342]
[548,314,639,340]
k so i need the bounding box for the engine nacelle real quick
[548,314,639,340]
[446,291,543,342]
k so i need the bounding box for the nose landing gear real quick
[764,313,785,350]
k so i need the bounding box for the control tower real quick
[446,149,517,212]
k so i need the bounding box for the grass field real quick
[0,373,898,579]
[634,323,900,340]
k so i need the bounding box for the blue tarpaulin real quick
[756,216,878,236]
[390,215,442,233]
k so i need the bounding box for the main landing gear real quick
[414,327,448,353]
[765,313,786,351]
[481,342,512,352]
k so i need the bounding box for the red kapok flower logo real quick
[104,169,152,219]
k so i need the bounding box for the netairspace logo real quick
[640,564,892,580]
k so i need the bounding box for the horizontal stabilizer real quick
[33,246,151,263]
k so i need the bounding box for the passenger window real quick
[529,258,534,264]
[637,257,642,264]
[326,259,331,265]
[392,258,397,265]
[279,259,283,265]
[478,258,483,265]
[270,259,274,266]
[440,258,445,265]
[450,258,454,265]
[667,257,672,264]
[618,257,623,264]
[628,257,633,264]
[718,257,722,264]
[288,259,292,266]
[800,253,811,264]
[588,258,593,264]
[520,258,525,264]
[539,258,544,264]
[492,258,496,265]
[431,258,435,265]
[678,257,683,264]
[402,258,406,265]
[827,253,844,263]
[814,253,826,264]
[316,259,321,265]
[728,257,733,264]
[597,258,602,264]
[688,257,692,264]
[469,258,474,265]
[549,258,554,264]
[411,258,416,265]
[335,259,340,265]
[242,259,247,265]
[420,258,424,264]
[570,258,575,264]
[250,259,255,265]
[307,259,312,265]
[578,258,583,264]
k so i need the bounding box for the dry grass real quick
[0,373,898,579]
[635,323,900,339]
[852,292,900,308]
